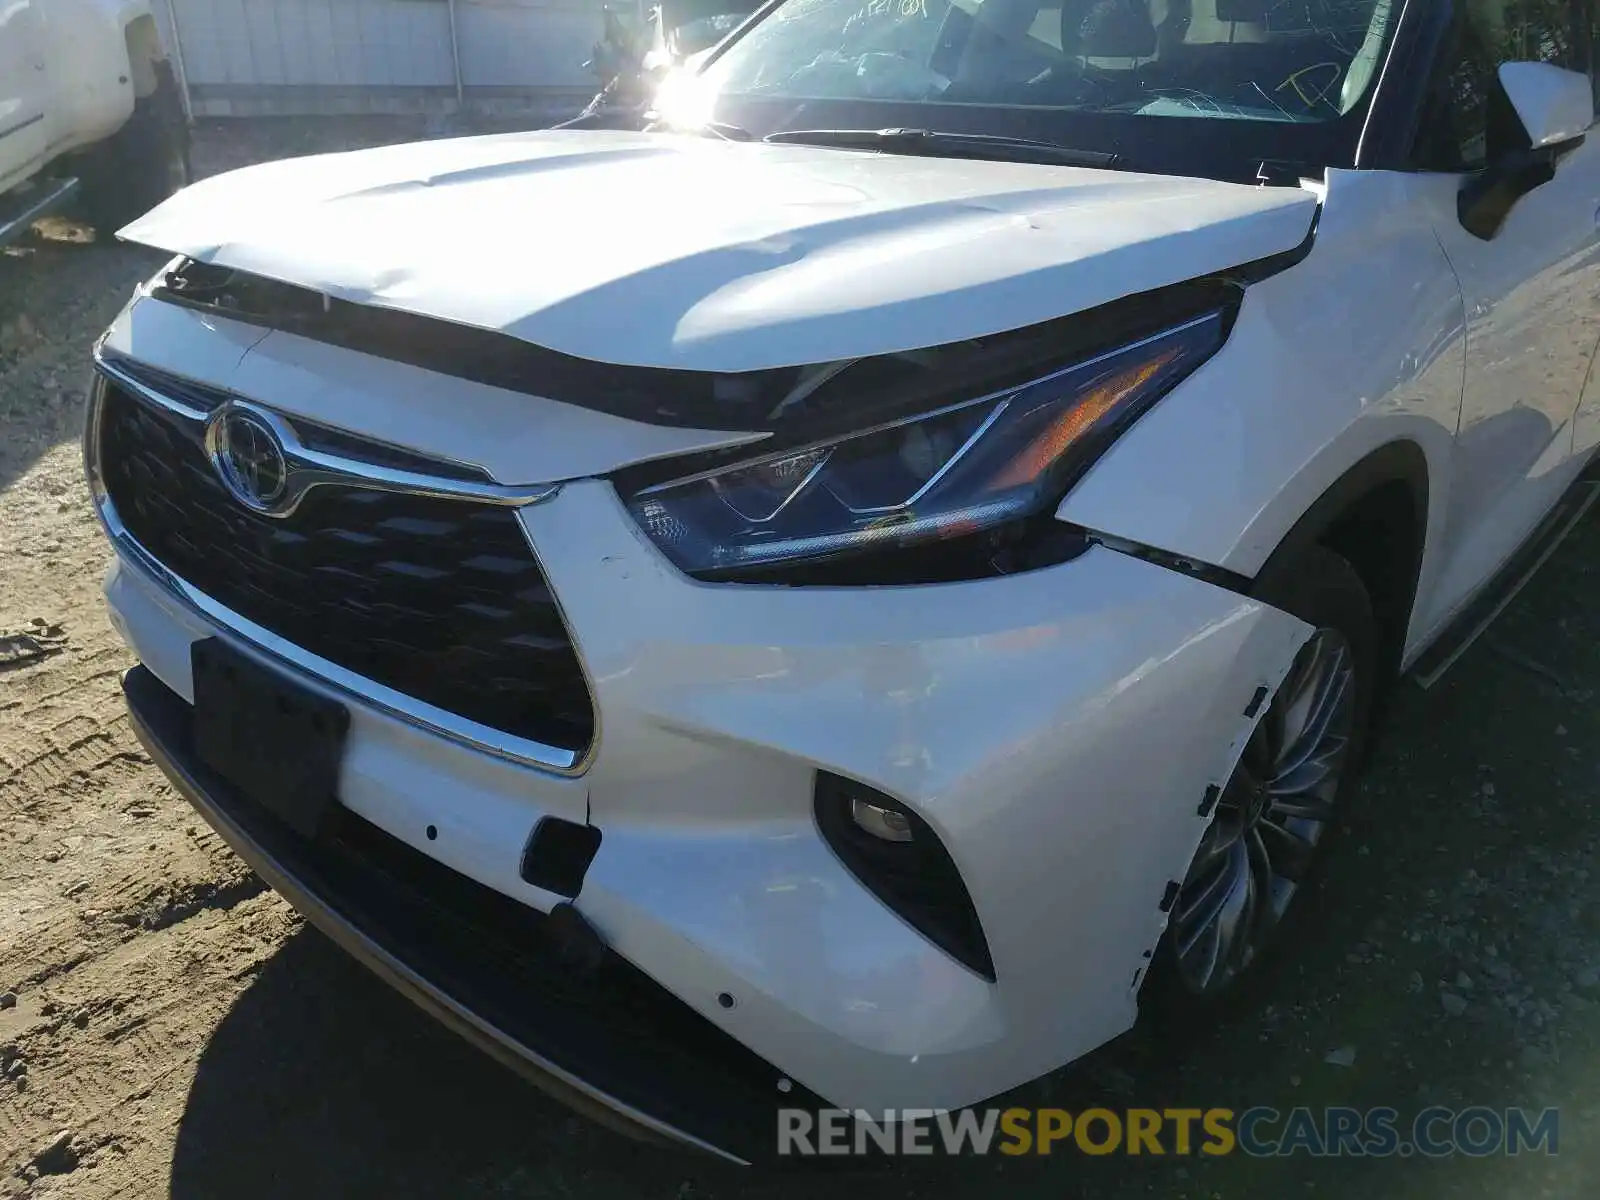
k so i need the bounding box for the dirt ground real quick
[4,118,1600,1198]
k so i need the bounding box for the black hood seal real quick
[154,229,1308,440]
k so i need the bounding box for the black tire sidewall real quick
[82,65,191,240]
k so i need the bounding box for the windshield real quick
[669,12,758,56]
[657,0,1401,179]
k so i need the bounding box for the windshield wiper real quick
[762,128,1117,168]
[688,119,757,141]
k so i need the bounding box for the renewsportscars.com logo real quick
[777,1106,1560,1158]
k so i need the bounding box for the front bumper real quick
[104,508,1311,1127]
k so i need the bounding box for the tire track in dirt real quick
[0,170,306,1196]
[0,720,142,814]
[1,119,463,1200]
[0,893,294,1197]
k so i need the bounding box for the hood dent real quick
[122,129,1319,374]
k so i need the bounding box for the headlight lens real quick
[625,311,1226,578]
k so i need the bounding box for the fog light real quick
[850,797,914,842]
[814,772,994,979]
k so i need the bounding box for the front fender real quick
[37,0,151,155]
[1056,168,1467,652]
[525,483,1317,1111]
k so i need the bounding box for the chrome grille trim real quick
[93,348,562,514]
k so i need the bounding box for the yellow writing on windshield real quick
[856,0,928,18]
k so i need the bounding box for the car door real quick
[1420,0,1600,624]
[0,0,48,189]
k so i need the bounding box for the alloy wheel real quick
[1171,629,1356,995]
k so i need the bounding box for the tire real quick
[80,61,191,242]
[1142,544,1378,1033]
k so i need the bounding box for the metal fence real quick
[161,0,606,117]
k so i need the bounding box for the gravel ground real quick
[4,118,1600,1198]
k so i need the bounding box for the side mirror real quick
[1458,62,1593,241]
[1499,61,1594,149]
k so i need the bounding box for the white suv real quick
[86,0,1600,1163]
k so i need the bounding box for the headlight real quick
[624,311,1227,580]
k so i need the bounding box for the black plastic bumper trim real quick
[122,665,752,1164]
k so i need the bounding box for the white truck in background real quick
[1,0,189,246]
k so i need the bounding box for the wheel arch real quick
[1252,439,1430,692]
[123,13,165,99]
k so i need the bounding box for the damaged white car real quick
[87,0,1600,1163]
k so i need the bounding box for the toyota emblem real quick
[205,404,290,513]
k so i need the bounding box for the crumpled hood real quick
[122,129,1317,373]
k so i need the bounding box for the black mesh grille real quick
[98,381,595,752]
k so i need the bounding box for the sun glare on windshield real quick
[695,0,1396,123]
